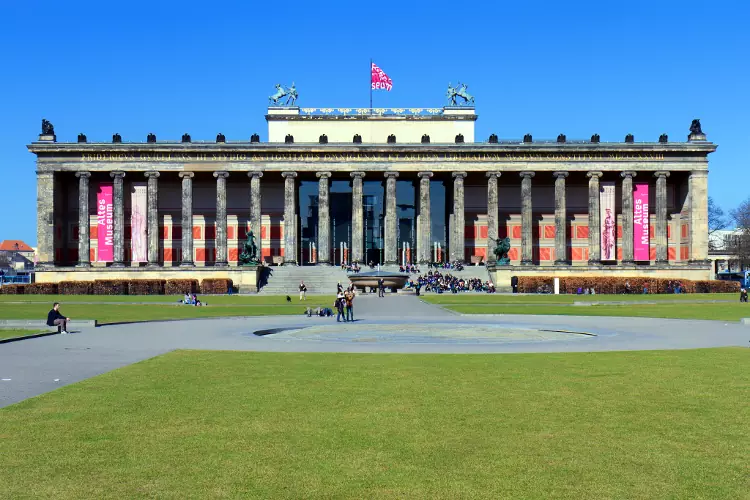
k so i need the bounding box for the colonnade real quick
[37,168,708,268]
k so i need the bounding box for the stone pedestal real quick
[214,171,229,267]
[145,171,160,266]
[519,172,535,265]
[75,172,91,267]
[486,172,500,266]
[351,172,365,263]
[316,172,331,265]
[587,172,602,264]
[553,171,568,264]
[384,172,399,264]
[621,171,636,264]
[249,171,263,262]
[179,172,194,267]
[451,172,467,262]
[282,172,297,265]
[654,171,670,263]
[418,172,433,264]
[111,171,126,267]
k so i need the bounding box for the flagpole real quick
[369,58,373,114]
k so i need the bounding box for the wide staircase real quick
[257,265,351,295]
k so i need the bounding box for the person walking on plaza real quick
[299,281,307,301]
[344,288,355,322]
[335,292,346,322]
[740,287,748,303]
[46,302,70,334]
[378,278,385,298]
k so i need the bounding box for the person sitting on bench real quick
[47,302,70,334]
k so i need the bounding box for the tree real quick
[708,196,726,235]
[727,197,750,270]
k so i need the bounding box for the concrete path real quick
[1,295,748,408]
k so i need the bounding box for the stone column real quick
[282,171,297,265]
[384,172,399,264]
[553,171,568,265]
[316,172,331,265]
[587,172,603,264]
[214,171,229,267]
[36,171,55,268]
[689,170,709,263]
[621,171,637,264]
[351,172,366,263]
[111,171,126,267]
[520,171,535,265]
[76,172,91,267]
[249,171,263,261]
[179,172,194,267]
[418,172,433,264]
[654,171,670,263]
[486,172,500,266]
[451,172,467,262]
[144,171,160,266]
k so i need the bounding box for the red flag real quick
[371,62,393,91]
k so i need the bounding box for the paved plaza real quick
[1,295,748,408]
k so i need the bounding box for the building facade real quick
[29,106,716,288]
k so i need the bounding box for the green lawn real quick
[0,296,336,324]
[0,328,48,340]
[420,293,750,321]
[2,349,747,499]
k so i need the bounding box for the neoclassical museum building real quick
[29,105,715,289]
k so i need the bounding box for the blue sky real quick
[1,0,748,245]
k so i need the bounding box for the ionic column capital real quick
[110,171,126,179]
[486,172,502,179]
[620,171,637,179]
[178,171,194,179]
[418,171,433,179]
[384,171,400,179]
[586,171,603,179]
[213,171,229,179]
[553,171,569,179]
[653,171,671,179]
[144,171,160,179]
[281,171,297,179]
[452,171,467,179]
[316,171,332,179]
[350,171,365,179]
[75,171,91,179]
[519,171,535,179]
[248,171,264,179]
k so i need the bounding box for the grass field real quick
[2,349,747,499]
[421,293,750,321]
[0,295,336,324]
[0,328,47,340]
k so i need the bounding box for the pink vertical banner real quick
[97,183,114,262]
[600,182,616,261]
[130,183,147,263]
[633,182,650,261]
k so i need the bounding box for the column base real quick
[146,262,160,268]
[656,259,669,265]
[621,260,635,265]
[316,261,331,266]
[111,262,125,268]
[282,261,298,266]
[587,259,602,266]
[214,261,229,267]
[688,259,711,266]
[520,259,534,266]
[75,262,91,268]
[554,260,570,266]
[179,261,195,267]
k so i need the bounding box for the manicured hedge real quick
[516,276,741,294]
[201,278,232,294]
[128,279,166,295]
[24,283,59,294]
[59,281,94,295]
[93,280,129,295]
[165,279,200,295]
[0,285,25,295]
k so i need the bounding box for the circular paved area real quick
[1,294,748,408]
